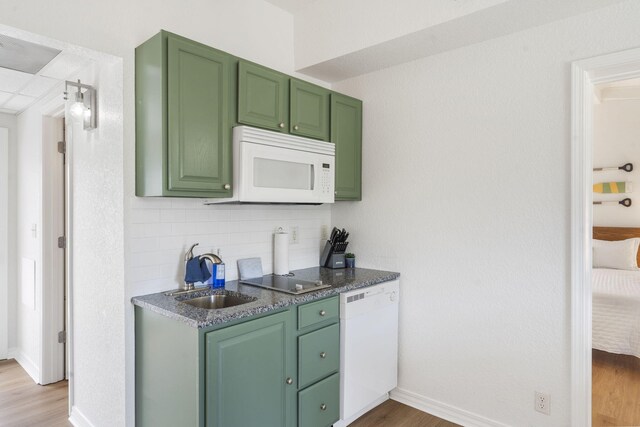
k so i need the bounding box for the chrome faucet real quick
[182,243,222,291]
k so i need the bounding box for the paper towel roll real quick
[274,231,289,275]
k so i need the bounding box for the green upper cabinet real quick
[331,94,362,200]
[205,311,295,427]
[238,61,289,132]
[136,31,234,197]
[290,80,330,141]
[136,30,363,201]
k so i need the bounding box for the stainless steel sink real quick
[179,291,256,309]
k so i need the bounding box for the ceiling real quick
[0,35,91,115]
[264,0,317,13]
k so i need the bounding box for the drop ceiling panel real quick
[19,75,59,98]
[0,34,61,74]
[0,67,33,92]
[39,52,91,80]
[4,94,36,111]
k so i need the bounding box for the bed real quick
[593,227,640,358]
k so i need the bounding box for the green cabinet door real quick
[205,311,295,427]
[238,61,289,132]
[290,80,330,141]
[167,36,232,195]
[331,94,362,200]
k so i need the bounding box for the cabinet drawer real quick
[298,324,339,388]
[298,373,339,427]
[298,297,338,330]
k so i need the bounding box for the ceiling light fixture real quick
[64,79,97,130]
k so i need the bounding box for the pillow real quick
[593,238,640,270]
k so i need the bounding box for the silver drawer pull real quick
[320,403,327,411]
[319,310,326,316]
[320,352,326,359]
[286,377,293,385]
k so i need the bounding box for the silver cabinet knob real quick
[286,377,293,385]
[320,404,327,411]
[334,191,338,195]
[319,310,326,316]
[320,352,326,359]
[224,184,230,190]
[293,125,299,131]
[279,122,285,128]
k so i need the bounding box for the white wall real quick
[63,58,126,427]
[130,200,330,294]
[330,2,640,426]
[0,113,16,361]
[593,98,640,227]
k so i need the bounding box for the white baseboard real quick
[8,347,40,384]
[69,406,95,427]
[390,387,509,427]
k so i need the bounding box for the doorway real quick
[571,48,640,427]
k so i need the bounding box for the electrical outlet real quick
[535,391,550,415]
[291,226,299,244]
[321,225,329,240]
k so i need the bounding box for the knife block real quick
[327,253,346,269]
[319,241,348,268]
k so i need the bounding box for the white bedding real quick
[592,268,640,358]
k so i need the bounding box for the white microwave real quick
[204,126,335,205]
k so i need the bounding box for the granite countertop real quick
[131,267,400,329]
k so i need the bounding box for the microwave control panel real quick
[321,163,333,195]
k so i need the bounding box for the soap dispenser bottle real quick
[212,258,225,289]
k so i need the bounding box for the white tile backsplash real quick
[128,197,331,293]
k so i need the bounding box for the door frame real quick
[40,95,66,385]
[571,46,640,427]
[0,127,8,361]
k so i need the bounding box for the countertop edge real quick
[131,269,400,329]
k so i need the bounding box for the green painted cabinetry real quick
[237,62,330,141]
[136,30,362,202]
[136,31,234,197]
[331,94,363,201]
[205,311,295,427]
[290,79,330,141]
[237,61,289,132]
[135,297,340,427]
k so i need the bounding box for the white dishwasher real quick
[335,280,400,426]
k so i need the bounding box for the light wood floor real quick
[350,399,459,427]
[0,359,71,427]
[593,349,640,427]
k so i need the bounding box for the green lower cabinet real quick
[205,311,294,427]
[331,93,362,201]
[298,324,340,389]
[298,373,340,427]
[135,298,341,427]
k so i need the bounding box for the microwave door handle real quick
[310,164,315,190]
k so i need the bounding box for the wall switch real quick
[535,391,550,415]
[290,226,299,244]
